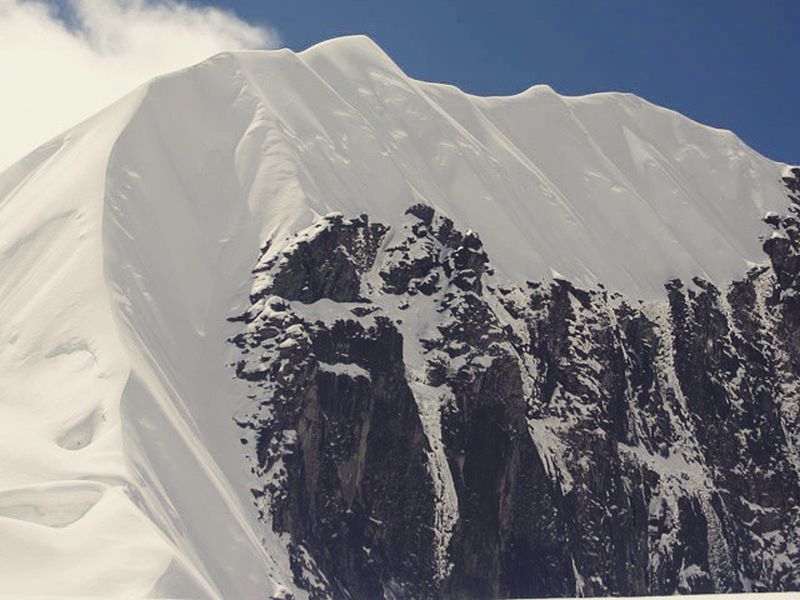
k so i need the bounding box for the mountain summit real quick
[0,35,798,598]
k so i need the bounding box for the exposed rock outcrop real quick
[230,171,800,598]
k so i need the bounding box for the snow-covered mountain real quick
[0,35,798,598]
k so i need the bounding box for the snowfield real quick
[0,35,794,597]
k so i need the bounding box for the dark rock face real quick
[230,173,800,598]
[250,213,388,304]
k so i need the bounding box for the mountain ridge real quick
[5,35,792,298]
[0,34,797,598]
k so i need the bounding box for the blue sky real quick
[225,0,798,165]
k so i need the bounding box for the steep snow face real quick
[216,36,789,298]
[0,34,794,598]
[295,39,789,296]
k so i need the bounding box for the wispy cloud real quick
[0,0,279,170]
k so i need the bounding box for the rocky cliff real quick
[229,171,800,598]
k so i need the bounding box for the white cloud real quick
[0,0,279,170]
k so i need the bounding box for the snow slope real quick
[0,35,793,597]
